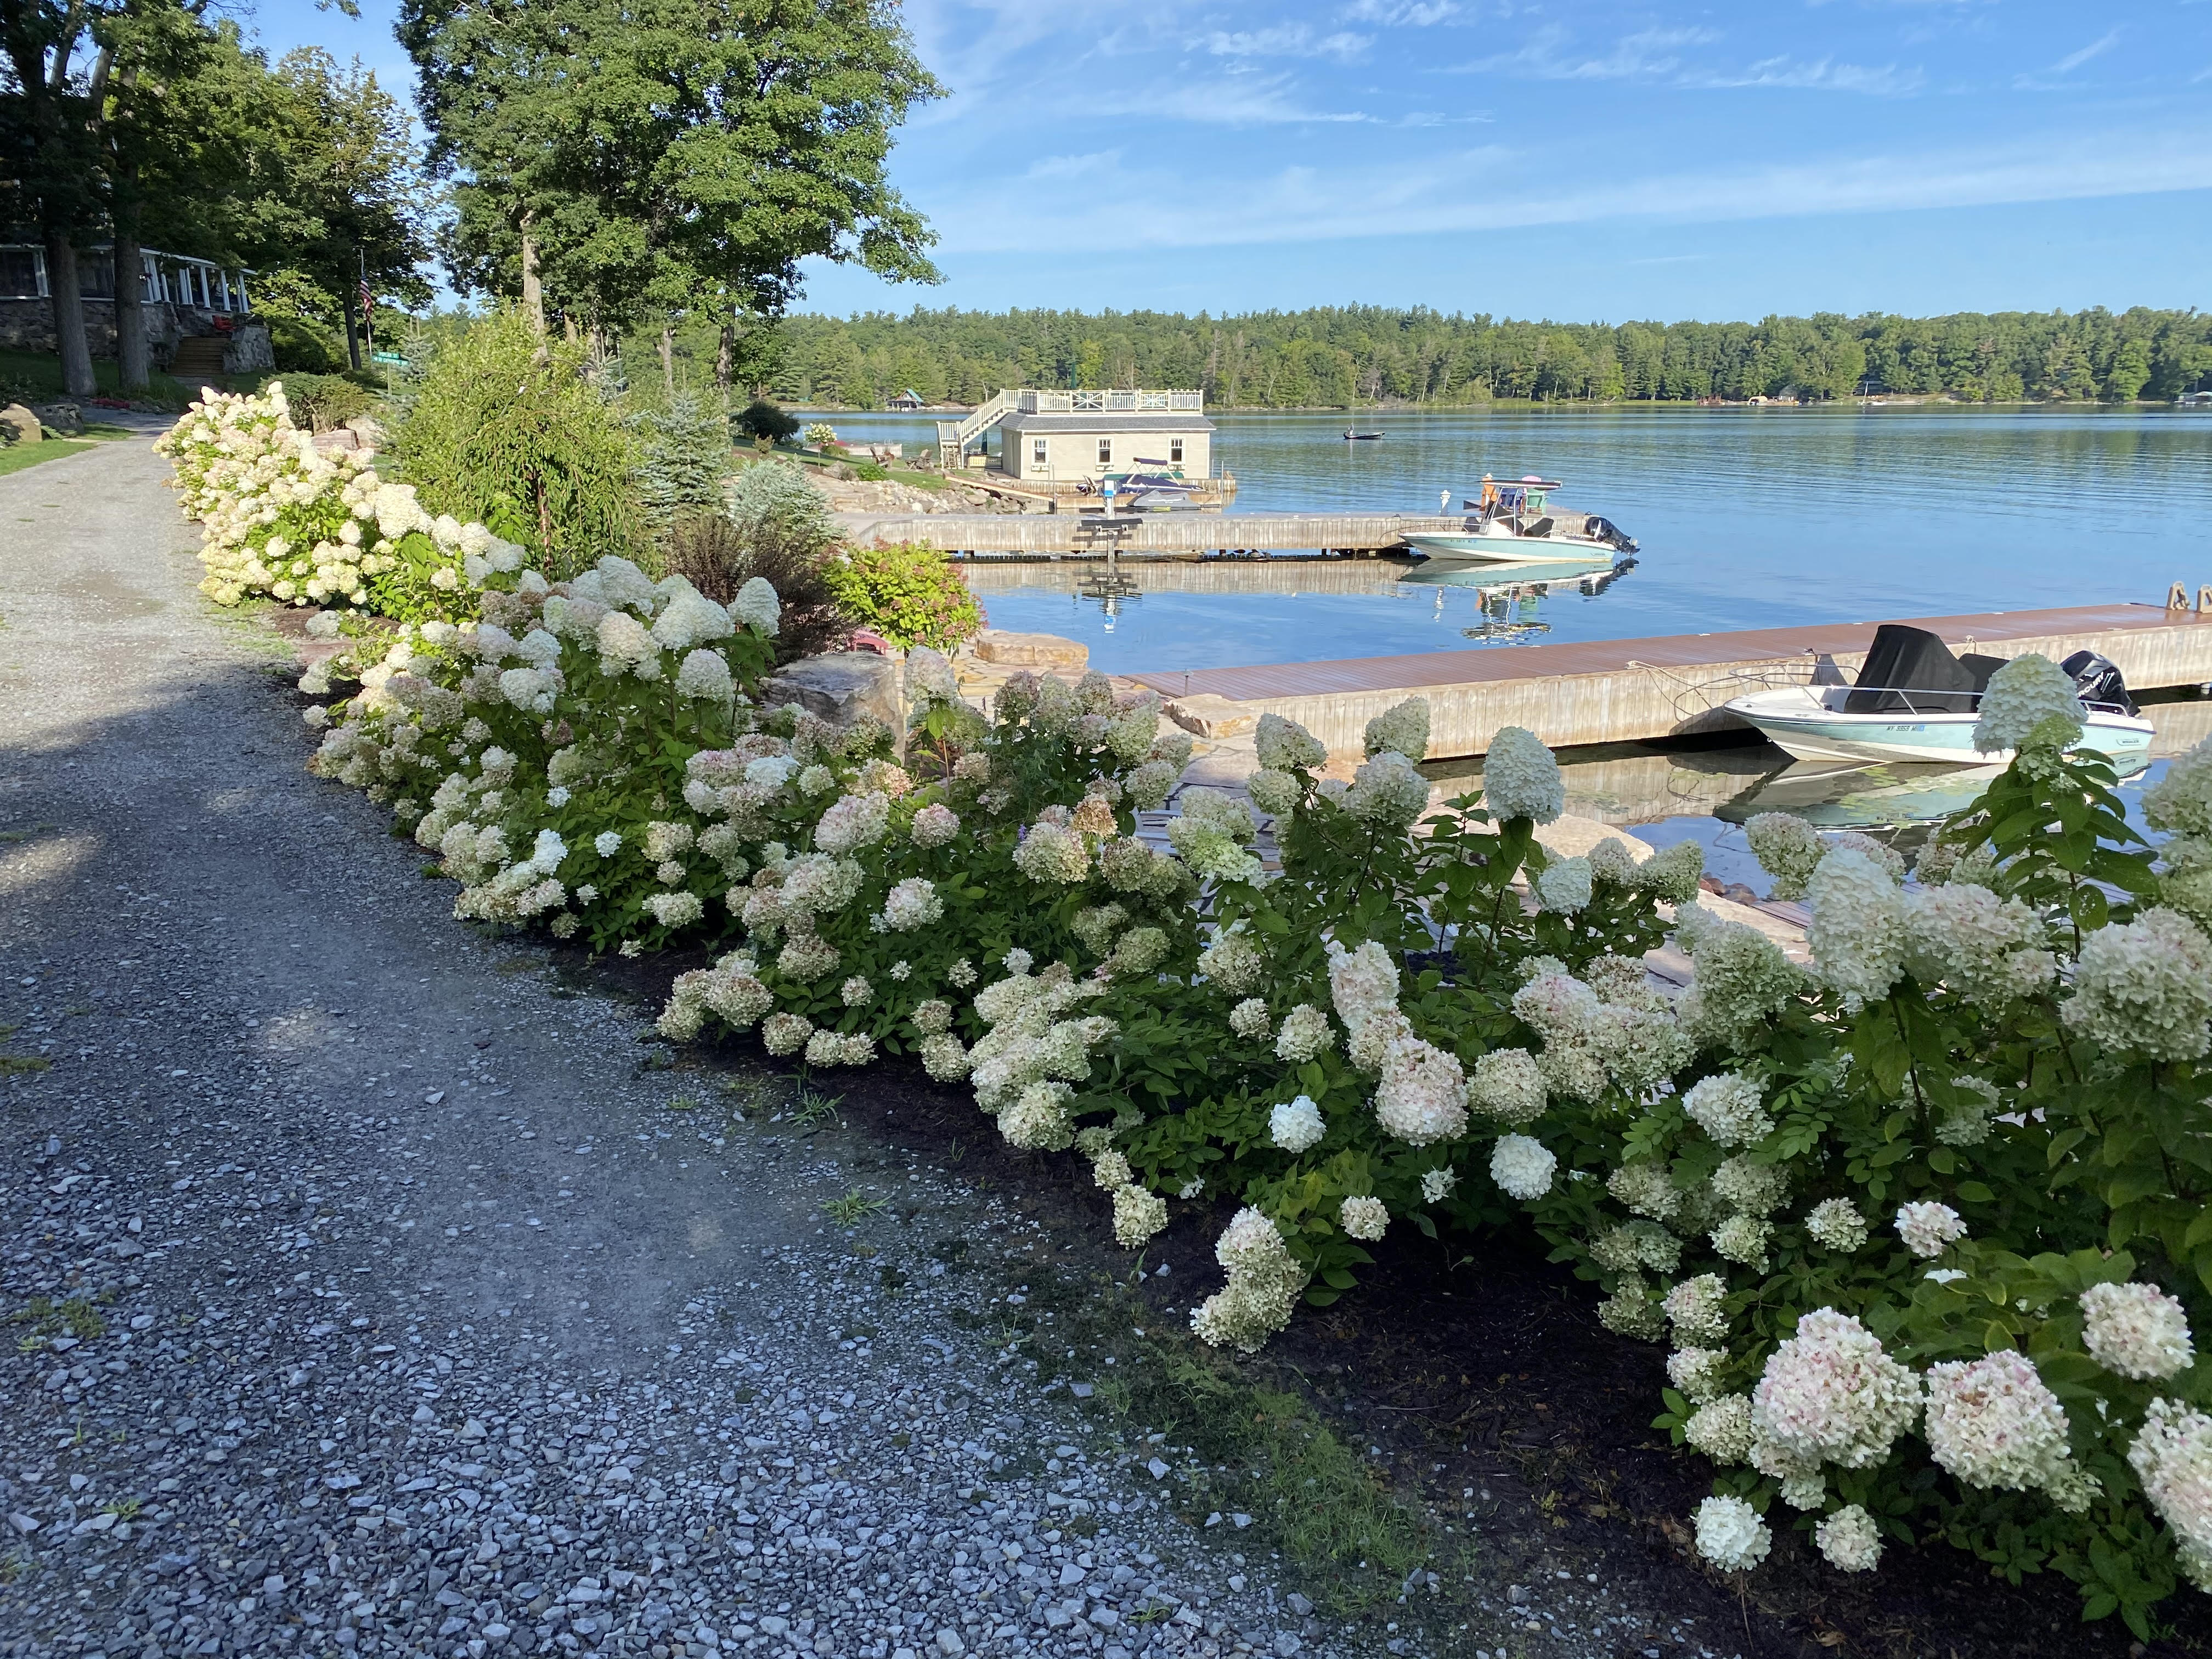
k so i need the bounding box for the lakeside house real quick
[937,388,1216,486]
[0,241,275,379]
[887,387,927,410]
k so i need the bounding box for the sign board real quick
[371,351,409,366]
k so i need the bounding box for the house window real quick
[0,249,41,298]
[1097,438,1112,466]
[1032,437,1048,467]
[1170,438,1184,465]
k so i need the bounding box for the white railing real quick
[1014,389,1204,414]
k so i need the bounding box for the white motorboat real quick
[1724,625,2154,765]
[1403,476,1638,566]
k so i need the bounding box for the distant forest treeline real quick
[754,305,2212,409]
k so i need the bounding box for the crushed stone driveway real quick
[0,441,1391,1659]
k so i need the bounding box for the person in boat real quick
[1479,475,1498,510]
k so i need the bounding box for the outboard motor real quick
[2062,649,2136,715]
[1585,515,1639,554]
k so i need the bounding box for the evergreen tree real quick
[631,390,732,527]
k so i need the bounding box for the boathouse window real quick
[0,249,41,298]
[1170,438,1184,464]
[1097,438,1112,465]
[1032,437,1048,466]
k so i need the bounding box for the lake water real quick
[824,405,2212,875]
[828,405,2212,680]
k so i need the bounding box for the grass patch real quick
[0,440,94,478]
[10,1295,106,1345]
[0,346,245,409]
[821,1187,889,1227]
[884,467,947,489]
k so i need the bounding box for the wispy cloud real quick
[1342,0,1460,24]
[923,126,2212,251]
[1687,55,1926,96]
[1455,26,1724,82]
[2015,27,2123,88]
[1201,24,1373,62]
[1093,72,1378,125]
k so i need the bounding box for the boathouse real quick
[936,389,1215,484]
[0,241,274,376]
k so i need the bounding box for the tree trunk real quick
[519,211,545,334]
[658,326,675,395]
[45,230,97,397]
[715,318,733,391]
[342,286,362,371]
[112,205,149,393]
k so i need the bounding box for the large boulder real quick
[974,629,1087,669]
[762,652,902,744]
[0,404,41,445]
[30,401,83,436]
[1165,693,1255,739]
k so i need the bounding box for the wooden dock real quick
[1129,602,2212,760]
[838,510,1462,558]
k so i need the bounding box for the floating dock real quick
[1129,602,2212,760]
[838,511,1463,558]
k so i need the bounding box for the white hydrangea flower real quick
[2131,1400,2212,1590]
[881,876,944,932]
[746,754,797,790]
[1751,1308,1922,1471]
[1667,1347,1729,1404]
[1692,1495,1769,1572]
[1375,1031,1469,1146]
[1681,1072,1772,1148]
[1466,1047,1548,1126]
[674,648,733,703]
[1901,883,2052,1004]
[1246,768,1301,817]
[2062,907,2212,1062]
[1972,652,2084,755]
[1273,1005,1334,1063]
[1190,1207,1309,1353]
[1744,812,1825,900]
[1815,1505,1883,1573]
[1665,1274,1730,1343]
[1361,696,1431,759]
[1712,1156,1790,1217]
[1481,726,1565,824]
[2144,735,2212,839]
[1534,856,1593,914]
[1684,1393,1754,1463]
[1894,1200,1966,1259]
[1709,1215,1771,1271]
[1229,997,1272,1039]
[1490,1133,1556,1200]
[1805,847,1905,1005]
[1269,1094,1325,1153]
[2081,1281,2197,1381]
[1804,1197,1869,1252]
[1112,1184,1169,1248]
[731,576,780,636]
[1344,749,1430,827]
[840,975,872,1007]
[1339,1195,1389,1241]
[1420,1167,1458,1204]
[1255,712,1327,772]
[1014,820,1091,883]
[910,802,961,847]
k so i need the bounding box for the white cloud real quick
[1342,0,1461,24]
[1454,26,1724,81]
[920,126,2212,251]
[2015,27,2123,88]
[1201,24,1373,62]
[1687,55,1926,95]
[1094,71,1377,126]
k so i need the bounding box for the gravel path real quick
[0,442,1391,1659]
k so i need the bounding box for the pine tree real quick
[631,391,731,528]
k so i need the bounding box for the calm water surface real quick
[827,405,2211,856]
[832,406,2212,679]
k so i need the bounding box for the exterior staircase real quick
[935,389,1019,470]
[168,334,228,385]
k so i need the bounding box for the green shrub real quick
[735,398,799,443]
[278,372,379,432]
[390,307,645,579]
[659,510,850,663]
[631,391,733,528]
[821,542,983,651]
[851,459,889,482]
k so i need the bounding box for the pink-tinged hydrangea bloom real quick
[2129,1399,2212,1590]
[881,876,944,932]
[1468,1048,1548,1127]
[1751,1308,1922,1471]
[1692,1495,1769,1572]
[1925,1351,2080,1497]
[2081,1282,2197,1381]
[1815,1505,1883,1573]
[812,791,891,855]
[1901,882,2052,1003]
[910,801,961,847]
[1894,1201,1966,1259]
[1375,1033,1470,1146]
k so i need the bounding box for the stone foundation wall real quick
[0,297,270,374]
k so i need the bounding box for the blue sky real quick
[259,0,2212,321]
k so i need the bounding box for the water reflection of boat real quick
[1722,752,2155,832]
[1397,552,1627,590]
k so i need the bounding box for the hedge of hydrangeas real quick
[159,419,2212,1633]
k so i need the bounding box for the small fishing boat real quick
[1342,429,1383,441]
[1724,625,2153,765]
[1403,477,1638,565]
